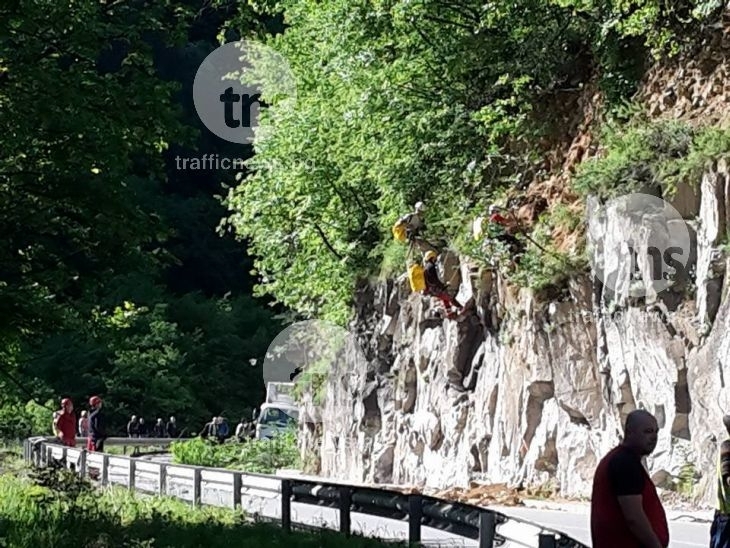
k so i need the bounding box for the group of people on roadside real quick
[53,396,185,452]
[126,415,178,439]
[52,396,106,452]
[590,409,730,548]
[197,417,257,445]
[199,416,232,444]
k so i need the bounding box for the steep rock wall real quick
[299,161,730,505]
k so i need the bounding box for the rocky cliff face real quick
[298,165,730,507]
[298,31,730,505]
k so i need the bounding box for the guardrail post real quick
[408,495,422,544]
[61,447,67,468]
[232,472,242,510]
[128,459,136,490]
[281,479,292,532]
[101,454,109,486]
[339,487,352,536]
[79,450,87,477]
[478,512,496,547]
[158,463,167,496]
[45,446,53,466]
[538,534,557,548]
[193,468,202,507]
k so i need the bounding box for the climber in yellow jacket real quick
[392,202,438,255]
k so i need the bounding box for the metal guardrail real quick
[23,436,588,548]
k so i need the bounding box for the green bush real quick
[292,359,329,407]
[573,117,695,199]
[574,116,730,201]
[507,218,588,295]
[170,430,300,474]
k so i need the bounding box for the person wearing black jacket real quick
[87,396,107,452]
[166,416,178,438]
[127,415,140,438]
[423,251,462,318]
[153,418,165,438]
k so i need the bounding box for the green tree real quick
[0,1,194,346]
[0,1,284,435]
[224,0,590,322]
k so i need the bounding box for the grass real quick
[104,443,170,456]
[0,459,404,548]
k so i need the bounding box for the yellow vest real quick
[408,264,426,292]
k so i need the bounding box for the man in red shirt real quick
[487,204,524,257]
[55,398,77,447]
[590,409,669,548]
[488,204,509,226]
[711,415,730,547]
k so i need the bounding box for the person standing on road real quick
[55,398,77,447]
[590,409,669,548]
[127,415,140,438]
[711,415,730,547]
[166,416,178,438]
[153,418,165,438]
[78,410,89,437]
[87,396,107,452]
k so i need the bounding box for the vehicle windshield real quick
[260,407,298,426]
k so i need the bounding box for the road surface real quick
[491,504,710,548]
[104,457,710,547]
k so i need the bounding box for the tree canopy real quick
[0,0,283,435]
[227,0,723,322]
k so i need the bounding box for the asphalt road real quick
[490,505,710,548]
[104,458,711,548]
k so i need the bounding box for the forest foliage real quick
[225,0,727,323]
[0,0,284,435]
[1,0,728,436]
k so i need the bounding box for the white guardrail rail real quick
[23,436,588,548]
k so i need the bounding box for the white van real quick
[255,382,299,440]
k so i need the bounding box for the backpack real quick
[392,219,407,242]
[408,263,426,292]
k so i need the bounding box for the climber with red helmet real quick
[487,204,524,257]
[55,398,77,447]
[423,250,462,319]
[87,395,107,452]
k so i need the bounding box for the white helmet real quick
[414,201,425,212]
[489,204,499,214]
